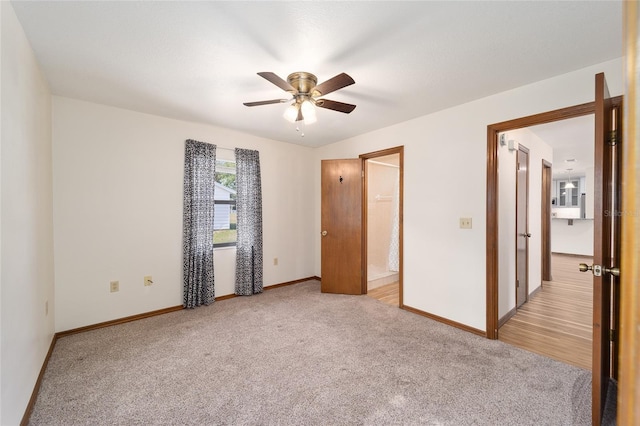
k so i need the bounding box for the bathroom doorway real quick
[363,149,402,307]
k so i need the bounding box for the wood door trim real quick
[360,146,404,306]
[541,160,553,282]
[486,100,620,339]
[403,304,485,336]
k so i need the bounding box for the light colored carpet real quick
[29,280,591,425]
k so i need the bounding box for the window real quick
[557,179,580,207]
[214,158,236,247]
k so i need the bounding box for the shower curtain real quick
[388,170,400,272]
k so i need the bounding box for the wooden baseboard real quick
[265,276,320,290]
[20,334,58,426]
[551,252,593,258]
[497,285,542,329]
[215,276,321,301]
[529,285,542,298]
[56,305,185,338]
[498,307,517,328]
[402,305,486,337]
[214,293,237,301]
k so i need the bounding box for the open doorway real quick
[497,115,595,370]
[361,147,403,307]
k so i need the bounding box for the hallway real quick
[499,254,593,370]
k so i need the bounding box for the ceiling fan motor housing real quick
[287,72,318,96]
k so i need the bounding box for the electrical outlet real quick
[144,276,153,286]
[273,257,278,266]
[45,300,48,316]
[110,281,119,292]
[459,218,473,229]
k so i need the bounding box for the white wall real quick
[313,58,623,332]
[498,137,517,319]
[498,129,553,319]
[53,97,315,331]
[551,219,594,256]
[585,166,595,219]
[1,3,55,424]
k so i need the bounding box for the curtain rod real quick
[217,146,259,152]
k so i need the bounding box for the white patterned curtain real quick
[234,148,263,295]
[388,169,400,272]
[182,139,216,308]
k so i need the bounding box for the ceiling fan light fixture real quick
[283,104,299,123]
[301,99,317,125]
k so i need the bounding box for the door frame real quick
[541,160,553,282]
[486,100,620,339]
[515,145,530,308]
[360,146,404,306]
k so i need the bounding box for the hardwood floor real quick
[499,253,593,370]
[367,282,399,306]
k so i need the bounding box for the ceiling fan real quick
[243,72,356,125]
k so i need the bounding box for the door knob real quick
[321,230,328,237]
[606,267,621,277]
[579,263,620,277]
[578,263,592,273]
[519,233,532,238]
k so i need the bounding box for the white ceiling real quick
[528,115,595,179]
[11,1,623,148]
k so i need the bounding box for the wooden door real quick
[516,147,530,308]
[591,72,621,426]
[321,159,364,294]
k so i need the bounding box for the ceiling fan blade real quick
[257,72,296,93]
[243,99,288,107]
[313,73,355,96]
[316,99,357,114]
